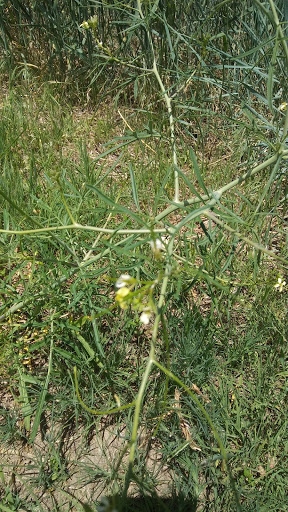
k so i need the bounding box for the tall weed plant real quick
[0,1,288,511]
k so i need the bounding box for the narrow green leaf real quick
[86,184,146,226]
[175,166,205,202]
[129,162,140,210]
[30,339,53,443]
[77,334,104,367]
[54,346,82,364]
[0,503,15,512]
[93,139,137,163]
[21,374,41,385]
[3,209,9,231]
[151,0,161,14]
[163,20,176,62]
[189,148,209,195]
[267,27,280,111]
[96,152,123,186]
[18,369,32,432]
[134,76,138,100]
[267,62,273,110]
[70,315,90,329]
[76,334,95,359]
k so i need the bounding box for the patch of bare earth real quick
[0,419,174,510]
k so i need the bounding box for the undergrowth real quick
[0,1,288,511]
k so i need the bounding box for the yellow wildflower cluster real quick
[115,274,155,325]
[80,15,98,31]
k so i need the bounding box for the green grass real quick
[0,78,287,512]
[0,1,288,511]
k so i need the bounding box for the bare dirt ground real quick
[0,413,175,510]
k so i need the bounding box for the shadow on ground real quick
[82,494,198,512]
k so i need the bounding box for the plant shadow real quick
[83,493,198,512]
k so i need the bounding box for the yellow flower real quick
[279,102,287,112]
[115,286,130,309]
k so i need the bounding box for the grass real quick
[0,76,287,512]
[0,1,288,511]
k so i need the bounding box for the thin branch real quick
[0,223,167,236]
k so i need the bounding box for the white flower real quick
[274,277,286,292]
[140,312,150,325]
[150,239,164,252]
[140,307,152,325]
[80,20,89,29]
[115,274,131,288]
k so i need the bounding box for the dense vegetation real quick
[0,1,287,511]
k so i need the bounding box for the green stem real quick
[268,0,288,60]
[0,234,137,322]
[137,0,180,202]
[0,189,76,257]
[128,234,175,470]
[60,190,76,225]
[155,153,279,222]
[0,223,167,236]
[152,59,179,202]
[267,0,288,140]
[204,210,288,265]
[74,366,136,416]
[0,153,283,238]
